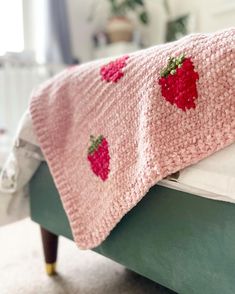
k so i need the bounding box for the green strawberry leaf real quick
[160,53,186,77]
[88,135,104,154]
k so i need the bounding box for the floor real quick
[0,219,176,294]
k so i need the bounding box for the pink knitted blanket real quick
[30,28,235,249]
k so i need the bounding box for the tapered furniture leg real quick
[40,226,59,276]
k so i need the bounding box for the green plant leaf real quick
[108,0,149,23]
[126,0,136,9]
[139,11,149,24]
[135,0,144,5]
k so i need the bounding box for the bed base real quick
[30,163,235,294]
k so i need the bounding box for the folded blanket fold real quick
[30,28,235,249]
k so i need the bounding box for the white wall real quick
[174,0,235,32]
[66,0,99,62]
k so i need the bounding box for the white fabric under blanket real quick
[0,111,42,226]
[0,109,235,226]
[160,143,235,203]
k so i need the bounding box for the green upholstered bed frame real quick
[30,162,235,294]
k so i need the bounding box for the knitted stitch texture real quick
[30,28,235,249]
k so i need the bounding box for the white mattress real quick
[159,143,235,203]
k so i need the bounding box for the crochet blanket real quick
[30,28,235,249]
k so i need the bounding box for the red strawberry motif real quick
[100,55,129,83]
[87,135,110,181]
[158,53,199,111]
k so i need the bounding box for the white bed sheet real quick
[159,143,235,203]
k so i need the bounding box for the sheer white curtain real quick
[24,0,74,64]
[0,0,26,135]
[0,0,24,55]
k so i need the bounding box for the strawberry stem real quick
[160,53,185,77]
[88,135,104,154]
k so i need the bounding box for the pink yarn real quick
[30,28,235,249]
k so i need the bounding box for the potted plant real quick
[106,0,149,43]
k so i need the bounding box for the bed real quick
[30,162,235,294]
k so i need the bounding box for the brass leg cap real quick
[46,263,57,276]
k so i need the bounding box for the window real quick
[0,0,24,55]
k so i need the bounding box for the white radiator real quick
[0,64,62,136]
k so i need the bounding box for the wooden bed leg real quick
[40,226,59,276]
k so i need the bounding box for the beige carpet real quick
[0,219,176,294]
